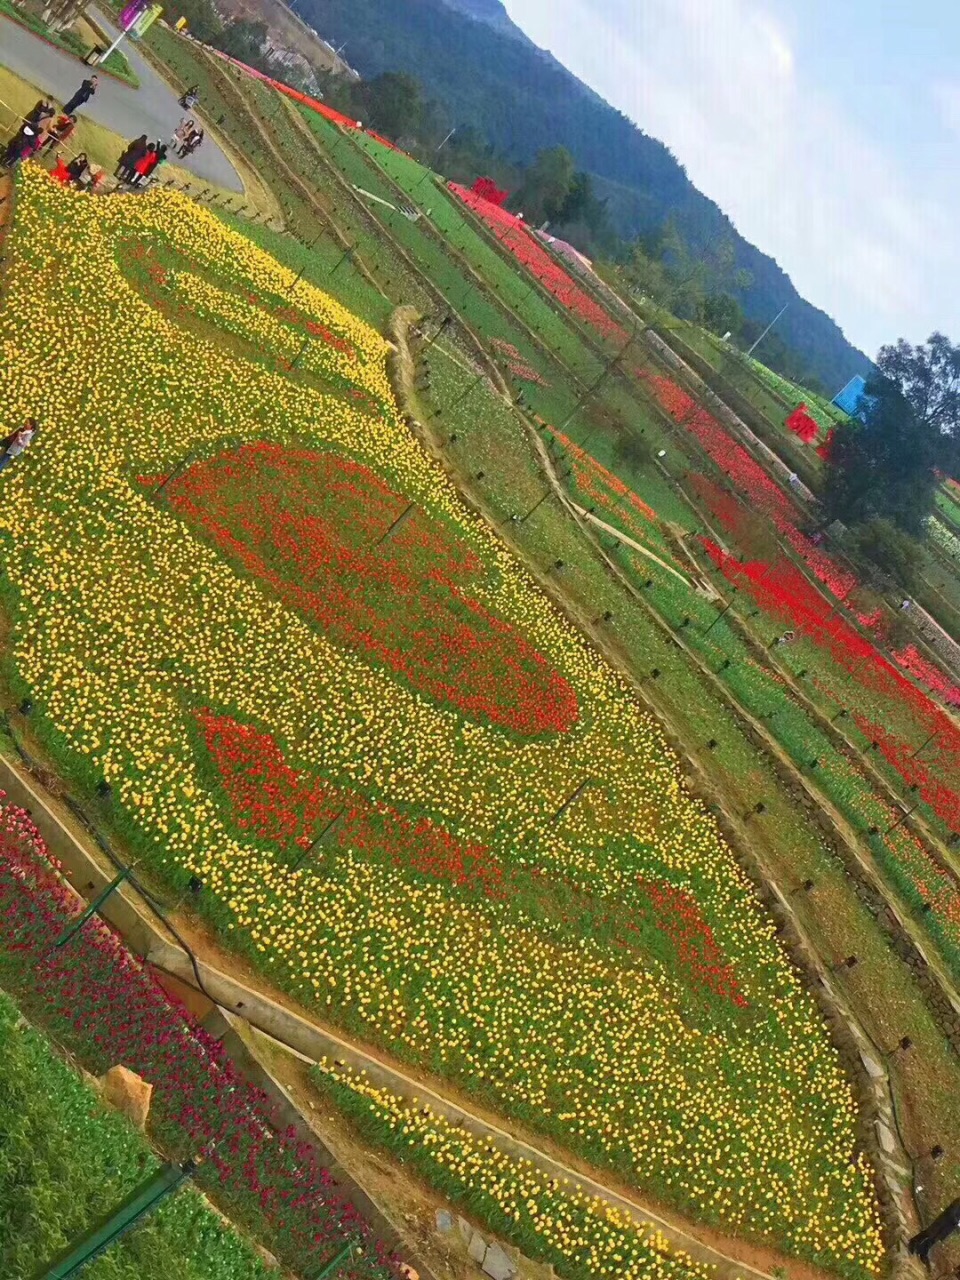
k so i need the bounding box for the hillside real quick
[301,0,871,389]
[437,0,530,41]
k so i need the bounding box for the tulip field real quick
[314,1060,715,1280]
[0,797,394,1277]
[0,167,892,1274]
[449,181,629,346]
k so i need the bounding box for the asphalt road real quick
[0,6,242,191]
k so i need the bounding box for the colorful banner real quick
[119,0,148,29]
[129,3,162,38]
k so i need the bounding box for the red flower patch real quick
[645,374,858,600]
[637,878,748,1007]
[198,709,507,897]
[167,444,577,736]
[785,404,820,445]
[449,183,627,345]
[704,539,960,826]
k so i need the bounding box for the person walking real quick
[62,75,99,117]
[0,419,38,473]
[183,127,204,157]
[172,117,193,151]
[909,1197,960,1268]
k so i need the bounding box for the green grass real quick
[935,484,960,532]
[0,989,273,1280]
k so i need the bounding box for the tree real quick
[360,72,424,140]
[825,332,960,535]
[698,293,744,340]
[219,19,269,63]
[621,223,752,322]
[875,333,960,433]
[848,518,923,589]
[612,427,652,473]
[509,146,576,226]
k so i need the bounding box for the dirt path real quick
[570,502,707,590]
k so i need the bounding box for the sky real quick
[501,0,960,358]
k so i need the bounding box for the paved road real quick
[0,7,242,191]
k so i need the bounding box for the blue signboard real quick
[832,375,867,417]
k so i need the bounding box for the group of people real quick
[1,63,207,194]
[172,117,204,159]
[115,134,169,186]
[1,76,102,186]
[2,98,77,169]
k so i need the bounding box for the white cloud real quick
[503,0,960,355]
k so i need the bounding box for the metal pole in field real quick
[153,450,196,498]
[311,1239,357,1280]
[518,489,551,522]
[52,868,133,949]
[290,333,311,368]
[33,1161,198,1280]
[703,600,733,636]
[744,303,789,360]
[374,501,416,547]
[330,245,354,275]
[453,373,485,406]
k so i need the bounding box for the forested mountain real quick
[435,0,532,42]
[301,0,871,388]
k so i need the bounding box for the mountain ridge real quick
[304,0,871,387]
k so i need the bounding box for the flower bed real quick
[703,541,960,830]
[314,1061,717,1280]
[448,183,628,346]
[0,800,394,1278]
[646,374,858,599]
[0,169,884,1273]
